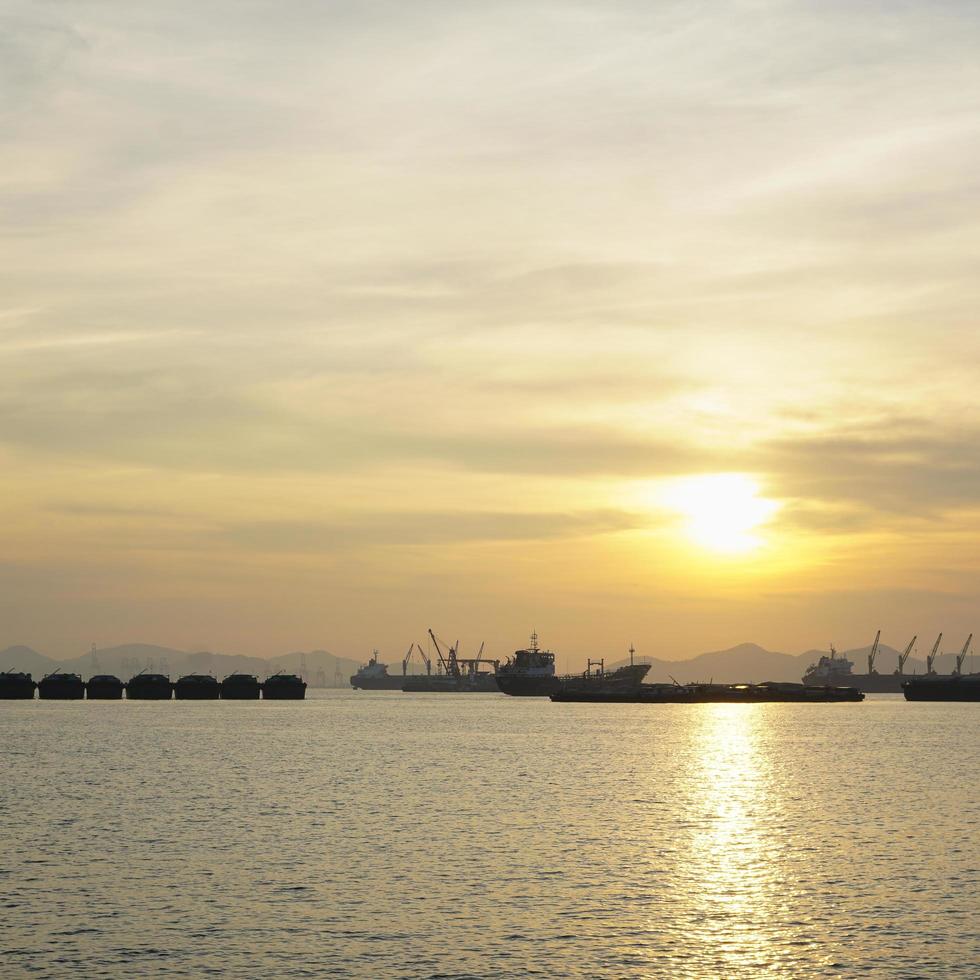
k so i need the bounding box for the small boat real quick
[0,671,36,699]
[262,672,307,700]
[86,675,124,700]
[126,672,173,700]
[37,671,86,700]
[173,674,220,700]
[219,673,261,700]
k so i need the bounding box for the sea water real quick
[1,692,978,978]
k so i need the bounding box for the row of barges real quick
[0,670,306,700]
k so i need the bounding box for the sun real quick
[662,474,779,554]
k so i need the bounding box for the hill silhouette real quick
[0,644,364,687]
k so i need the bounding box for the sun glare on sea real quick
[662,474,779,554]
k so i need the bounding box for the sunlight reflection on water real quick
[1,694,978,978]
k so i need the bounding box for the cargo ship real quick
[495,635,650,697]
[350,650,408,691]
[0,671,36,699]
[802,632,920,694]
[402,632,499,693]
[553,681,864,704]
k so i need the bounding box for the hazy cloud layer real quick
[2,1,979,658]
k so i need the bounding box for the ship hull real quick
[350,675,406,691]
[903,676,980,701]
[554,683,864,704]
[402,675,499,693]
[804,673,907,693]
[494,675,561,697]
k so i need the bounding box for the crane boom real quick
[926,633,942,674]
[867,629,881,675]
[955,633,973,675]
[897,635,917,674]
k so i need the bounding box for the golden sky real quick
[2,2,978,664]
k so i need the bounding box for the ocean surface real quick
[2,691,978,979]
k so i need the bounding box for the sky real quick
[2,1,979,665]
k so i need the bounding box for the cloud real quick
[218,508,648,552]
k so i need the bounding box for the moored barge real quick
[86,675,124,700]
[38,671,86,700]
[262,672,307,700]
[126,672,173,700]
[0,671,36,699]
[174,674,220,700]
[219,673,261,699]
[552,681,864,703]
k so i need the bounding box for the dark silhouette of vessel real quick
[37,671,86,700]
[126,672,173,700]
[495,635,650,697]
[401,631,499,693]
[174,674,220,700]
[803,631,922,693]
[219,673,261,699]
[903,674,980,701]
[0,671,36,699]
[552,681,864,703]
[494,633,560,696]
[350,649,410,690]
[86,675,124,700]
[262,672,307,700]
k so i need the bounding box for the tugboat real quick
[262,672,307,700]
[0,671,36,699]
[86,675,124,700]
[350,650,406,690]
[37,671,85,700]
[126,671,173,700]
[494,632,561,697]
[220,673,261,699]
[173,674,220,700]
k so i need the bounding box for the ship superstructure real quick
[494,632,559,697]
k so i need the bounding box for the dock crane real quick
[414,641,434,675]
[895,635,917,675]
[954,633,973,675]
[926,633,942,675]
[427,628,460,679]
[866,629,881,675]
